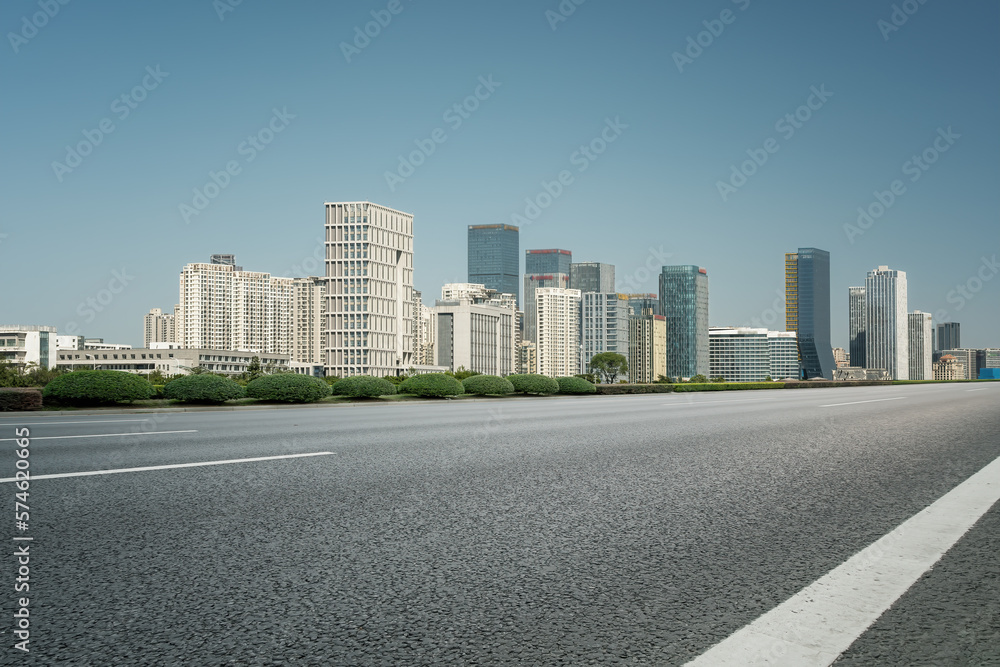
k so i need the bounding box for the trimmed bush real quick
[0,388,43,411]
[246,374,331,403]
[43,370,155,406]
[595,383,674,395]
[398,373,465,397]
[332,375,397,398]
[462,374,515,396]
[152,384,166,397]
[506,374,560,395]
[556,376,596,394]
[164,374,245,403]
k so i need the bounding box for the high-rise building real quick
[907,311,933,381]
[832,347,850,368]
[324,201,413,377]
[177,261,293,354]
[865,266,908,380]
[581,292,629,374]
[629,314,666,383]
[210,254,240,270]
[979,349,1000,376]
[143,308,176,348]
[292,277,326,365]
[659,265,709,379]
[432,284,517,376]
[535,287,581,377]
[570,262,615,293]
[785,248,834,379]
[768,331,800,379]
[936,322,960,352]
[623,293,660,317]
[467,224,519,304]
[848,286,867,369]
[523,249,571,344]
[940,348,976,381]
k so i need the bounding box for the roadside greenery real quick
[588,352,628,384]
[164,374,246,403]
[462,374,515,396]
[0,388,43,411]
[333,375,397,398]
[246,374,330,403]
[506,374,560,395]
[556,376,596,394]
[43,370,155,406]
[398,373,465,397]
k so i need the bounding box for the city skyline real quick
[3,3,998,350]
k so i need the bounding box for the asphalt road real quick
[1,384,998,665]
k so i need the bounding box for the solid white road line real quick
[0,430,197,442]
[685,453,1000,666]
[820,397,906,408]
[966,388,989,392]
[0,420,153,426]
[0,452,334,483]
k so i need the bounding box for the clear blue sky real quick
[2,0,998,348]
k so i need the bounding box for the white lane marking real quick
[685,453,1000,666]
[0,430,197,442]
[663,397,780,406]
[966,388,989,392]
[0,452,334,483]
[0,420,152,426]
[820,397,906,408]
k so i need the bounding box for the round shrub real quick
[462,374,515,396]
[556,376,596,394]
[398,373,465,397]
[332,375,397,398]
[246,374,331,403]
[163,374,245,403]
[43,370,155,406]
[506,373,560,395]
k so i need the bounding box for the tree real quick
[711,376,726,383]
[453,366,481,381]
[247,356,263,382]
[589,352,628,384]
[689,374,708,383]
[765,375,773,382]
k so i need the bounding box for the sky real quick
[2,0,998,349]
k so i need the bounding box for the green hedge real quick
[506,374,560,395]
[398,373,465,397]
[672,382,785,392]
[556,376,596,394]
[783,380,890,389]
[595,383,674,394]
[246,374,331,403]
[152,384,166,397]
[332,375,397,398]
[462,374,515,396]
[0,388,43,411]
[43,370,155,405]
[164,374,246,403]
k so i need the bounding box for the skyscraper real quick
[535,287,581,377]
[292,277,326,365]
[907,311,933,380]
[848,286,867,369]
[865,266,909,380]
[143,307,175,348]
[523,249,571,344]
[623,294,660,317]
[569,262,615,293]
[936,322,960,351]
[324,201,413,377]
[467,224,519,304]
[785,248,835,379]
[659,265,709,379]
[581,292,629,373]
[628,314,666,383]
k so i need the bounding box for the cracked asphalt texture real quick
[2,383,998,665]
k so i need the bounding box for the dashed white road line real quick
[685,453,1000,666]
[0,430,197,442]
[966,388,989,392]
[820,397,906,408]
[0,452,334,483]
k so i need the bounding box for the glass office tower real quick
[523,249,571,343]
[785,247,835,379]
[659,265,709,378]
[468,224,519,305]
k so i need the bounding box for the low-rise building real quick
[0,325,57,369]
[708,327,798,382]
[940,349,976,381]
[933,354,965,381]
[56,348,290,376]
[431,284,517,376]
